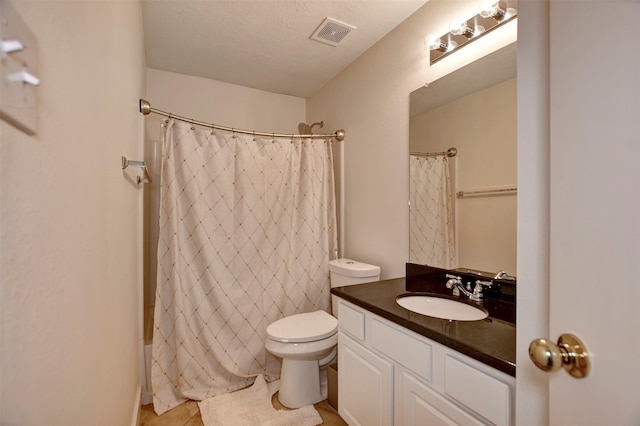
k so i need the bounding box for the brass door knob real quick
[528,333,590,378]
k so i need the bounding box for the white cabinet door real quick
[401,371,485,426]
[338,331,394,426]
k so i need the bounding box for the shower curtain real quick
[151,120,337,415]
[409,155,456,268]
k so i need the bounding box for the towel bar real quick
[121,156,151,184]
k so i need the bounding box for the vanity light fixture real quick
[428,0,517,65]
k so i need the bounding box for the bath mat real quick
[198,375,323,426]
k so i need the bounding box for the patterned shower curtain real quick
[409,155,456,268]
[151,120,338,415]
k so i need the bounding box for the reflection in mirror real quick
[409,42,517,276]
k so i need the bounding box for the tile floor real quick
[140,395,347,426]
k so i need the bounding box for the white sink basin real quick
[396,294,489,321]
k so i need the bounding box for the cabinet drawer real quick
[402,371,485,426]
[444,355,511,426]
[337,301,365,341]
[370,318,432,382]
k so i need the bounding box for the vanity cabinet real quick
[336,299,514,426]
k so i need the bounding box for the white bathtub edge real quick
[142,344,153,405]
[130,384,142,426]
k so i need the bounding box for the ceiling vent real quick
[310,17,356,47]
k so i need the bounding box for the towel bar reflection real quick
[457,187,516,197]
[121,156,152,184]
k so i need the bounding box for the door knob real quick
[528,333,590,378]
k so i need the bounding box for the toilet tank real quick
[329,259,381,316]
[329,259,381,287]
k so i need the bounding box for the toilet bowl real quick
[265,310,338,408]
[265,259,381,408]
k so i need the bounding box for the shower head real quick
[298,121,324,135]
[298,123,311,134]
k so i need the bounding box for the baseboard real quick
[131,385,142,426]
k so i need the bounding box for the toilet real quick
[265,258,381,408]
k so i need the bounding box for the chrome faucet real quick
[445,274,490,302]
[494,270,516,281]
[494,270,508,279]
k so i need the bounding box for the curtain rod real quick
[410,147,457,158]
[139,99,345,141]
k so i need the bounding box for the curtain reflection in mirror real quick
[409,155,456,268]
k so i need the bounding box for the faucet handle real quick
[476,280,493,288]
[471,283,484,300]
[471,280,493,301]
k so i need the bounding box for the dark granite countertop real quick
[330,265,516,377]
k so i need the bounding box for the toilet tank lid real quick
[329,258,381,278]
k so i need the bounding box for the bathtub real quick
[142,343,153,405]
[142,305,154,405]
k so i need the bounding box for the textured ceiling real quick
[142,0,429,98]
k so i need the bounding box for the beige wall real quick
[143,69,307,339]
[0,1,145,425]
[410,79,517,274]
[146,68,307,136]
[307,0,517,279]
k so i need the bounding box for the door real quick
[517,1,640,424]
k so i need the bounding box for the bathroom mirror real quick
[409,42,517,276]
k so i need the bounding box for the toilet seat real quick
[267,310,337,343]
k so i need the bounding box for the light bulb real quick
[426,36,450,52]
[503,8,517,20]
[426,36,442,50]
[449,21,469,36]
[480,1,507,20]
[450,21,484,38]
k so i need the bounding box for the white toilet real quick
[265,258,381,408]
